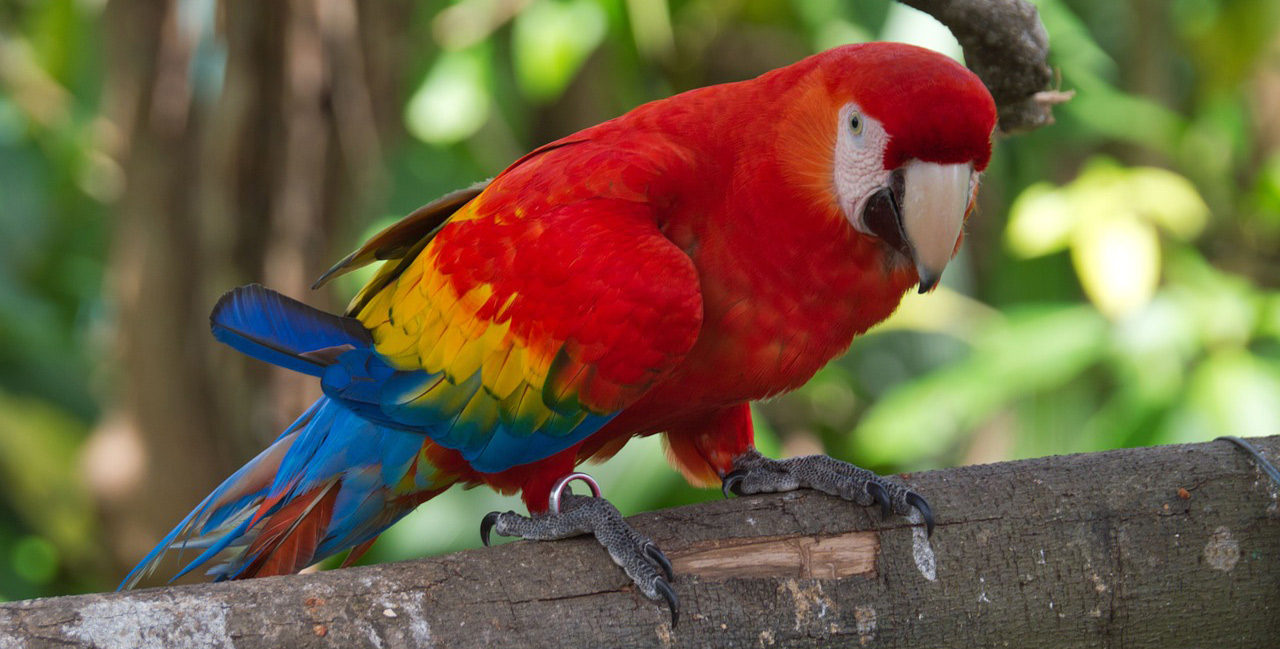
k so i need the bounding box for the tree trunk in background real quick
[86,0,413,582]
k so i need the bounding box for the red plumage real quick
[347,42,996,512]
[126,42,996,590]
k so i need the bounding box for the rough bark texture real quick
[6,437,1278,648]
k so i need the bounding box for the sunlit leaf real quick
[1128,167,1209,239]
[405,48,492,145]
[1072,214,1160,319]
[625,0,674,60]
[877,3,962,61]
[1006,182,1076,257]
[433,0,530,51]
[1006,158,1211,319]
[512,0,608,102]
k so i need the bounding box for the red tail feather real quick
[240,481,340,578]
[340,537,379,569]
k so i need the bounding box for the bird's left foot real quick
[480,473,679,626]
[721,449,934,536]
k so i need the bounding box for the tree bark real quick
[10,437,1279,648]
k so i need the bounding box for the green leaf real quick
[0,392,100,577]
[1072,213,1160,319]
[1005,158,1211,318]
[852,306,1107,466]
[1006,182,1077,258]
[405,48,492,145]
[1127,167,1209,239]
[512,0,608,102]
[1175,350,1280,442]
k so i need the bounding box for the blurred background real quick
[0,0,1278,599]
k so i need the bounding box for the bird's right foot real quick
[480,473,679,626]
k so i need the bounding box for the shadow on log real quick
[3,437,1278,648]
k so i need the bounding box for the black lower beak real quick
[862,171,911,259]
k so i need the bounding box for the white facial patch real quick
[832,103,893,233]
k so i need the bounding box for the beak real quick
[862,161,973,293]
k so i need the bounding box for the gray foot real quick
[481,494,679,626]
[721,449,934,536]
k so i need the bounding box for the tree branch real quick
[4,437,1278,648]
[901,0,1059,133]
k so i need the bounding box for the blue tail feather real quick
[120,397,439,589]
[211,284,372,376]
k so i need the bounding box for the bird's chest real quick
[655,214,911,408]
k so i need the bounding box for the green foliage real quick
[0,393,106,600]
[0,0,110,598]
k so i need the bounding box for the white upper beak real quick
[900,161,973,293]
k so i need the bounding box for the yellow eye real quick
[849,111,863,135]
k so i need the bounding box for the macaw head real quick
[778,43,997,293]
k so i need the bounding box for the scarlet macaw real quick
[123,42,997,626]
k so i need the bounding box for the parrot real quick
[121,42,997,626]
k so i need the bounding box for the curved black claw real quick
[1217,436,1280,487]
[654,577,680,628]
[906,492,935,537]
[866,481,892,519]
[721,470,746,498]
[480,511,502,547]
[644,542,674,582]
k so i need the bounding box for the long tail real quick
[121,286,456,589]
[121,397,454,588]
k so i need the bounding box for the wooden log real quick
[2,436,1277,648]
